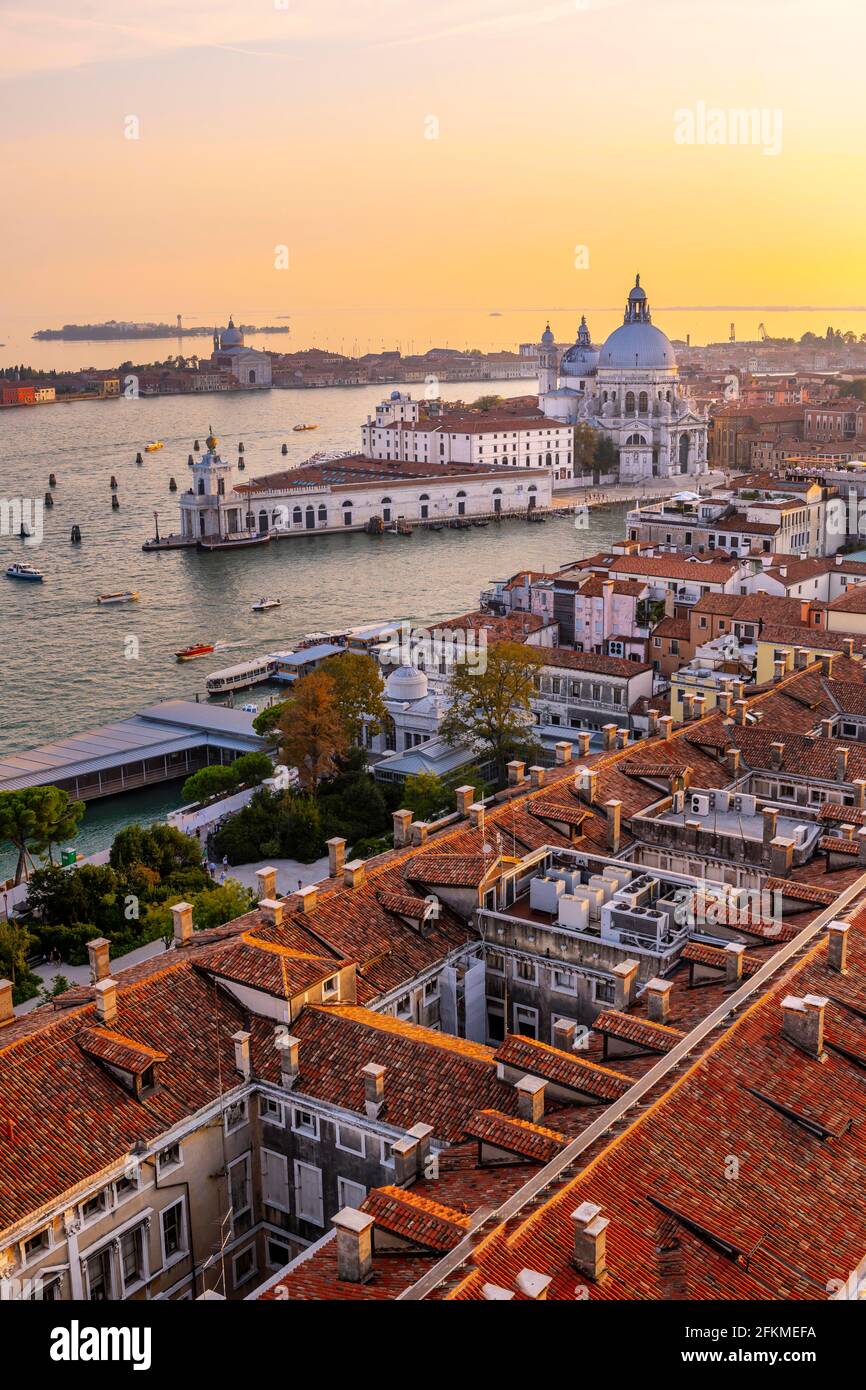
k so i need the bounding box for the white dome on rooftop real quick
[385,665,428,701]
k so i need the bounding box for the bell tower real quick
[538,323,557,396]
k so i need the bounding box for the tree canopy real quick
[321,651,387,746]
[0,787,85,884]
[279,671,347,790]
[440,640,544,782]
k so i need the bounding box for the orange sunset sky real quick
[2,0,865,351]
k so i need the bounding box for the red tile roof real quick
[494,1035,632,1102]
[591,1009,683,1053]
[363,1186,471,1251]
[463,1109,569,1163]
[541,646,652,677]
[77,1027,168,1074]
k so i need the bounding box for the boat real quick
[97,590,139,605]
[206,655,277,695]
[293,424,318,432]
[176,642,216,662]
[6,563,44,582]
[196,533,270,553]
[472,519,489,528]
[145,441,164,452]
[252,597,281,612]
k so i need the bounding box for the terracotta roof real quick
[375,890,434,919]
[763,877,838,906]
[591,1010,683,1054]
[818,801,866,826]
[77,1027,168,1074]
[607,556,740,585]
[826,584,866,614]
[541,646,652,678]
[680,942,762,978]
[362,1186,471,1251]
[494,1035,632,1102]
[818,835,860,856]
[463,1109,569,1163]
[406,854,493,888]
[529,799,589,829]
[199,932,345,999]
[758,625,866,655]
[653,616,690,640]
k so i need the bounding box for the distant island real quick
[33,320,291,341]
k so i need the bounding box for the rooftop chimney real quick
[515,1075,546,1124]
[602,724,618,751]
[852,779,866,810]
[555,741,573,766]
[645,977,672,1024]
[734,699,748,726]
[612,959,639,1010]
[762,806,779,847]
[731,679,745,703]
[259,897,284,926]
[507,760,526,786]
[529,765,546,789]
[87,937,111,984]
[769,835,795,876]
[256,866,278,901]
[576,731,592,757]
[468,802,486,829]
[344,860,366,890]
[660,715,674,740]
[794,646,809,671]
[292,886,316,915]
[843,637,855,659]
[482,1283,515,1301]
[552,1018,577,1052]
[94,978,117,1026]
[827,920,849,974]
[725,941,746,984]
[781,993,828,1058]
[275,1032,300,1087]
[836,746,850,782]
[405,1122,434,1175]
[724,747,741,777]
[332,1207,374,1284]
[233,1030,251,1080]
[0,979,13,1028]
[410,822,429,847]
[821,653,836,677]
[515,1269,552,1300]
[717,691,733,717]
[455,785,475,817]
[362,1062,385,1118]
[393,809,413,848]
[326,837,346,879]
[571,1202,609,1282]
[774,659,786,682]
[605,798,623,853]
[392,1135,420,1187]
[647,708,660,736]
[171,901,194,947]
[820,717,835,740]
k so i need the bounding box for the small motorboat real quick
[97,590,140,605]
[6,563,44,582]
[293,423,318,432]
[145,441,164,452]
[176,642,216,662]
[251,597,281,612]
[241,703,258,714]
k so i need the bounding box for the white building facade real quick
[539,276,709,484]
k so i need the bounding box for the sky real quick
[2,0,865,352]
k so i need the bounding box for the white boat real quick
[6,563,44,583]
[206,655,277,695]
[241,703,259,714]
[97,590,140,605]
[251,597,281,612]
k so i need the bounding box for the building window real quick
[552,967,577,994]
[321,974,339,1002]
[294,1161,324,1226]
[594,978,615,1004]
[267,1236,292,1271]
[160,1198,187,1267]
[80,1191,109,1225]
[336,1124,365,1157]
[514,1004,539,1038]
[338,1178,367,1210]
[120,1225,147,1293]
[262,1148,291,1212]
[515,958,537,984]
[232,1246,258,1288]
[260,1095,284,1125]
[22,1229,51,1263]
[84,1246,114,1301]
[156,1142,182,1176]
[291,1107,319,1139]
[228,1155,252,1236]
[224,1099,248,1135]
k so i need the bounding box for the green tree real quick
[440,640,544,784]
[189,880,253,932]
[0,787,85,884]
[229,751,274,787]
[109,823,201,878]
[573,423,597,475]
[253,701,290,738]
[321,652,387,746]
[403,772,450,821]
[0,915,33,989]
[182,765,239,804]
[472,394,504,412]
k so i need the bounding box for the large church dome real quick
[598,275,676,371]
[220,316,244,349]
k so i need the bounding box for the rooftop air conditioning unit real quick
[691,794,711,816]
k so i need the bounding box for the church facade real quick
[211,317,272,388]
[539,275,708,483]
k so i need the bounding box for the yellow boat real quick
[145,441,164,452]
[97,590,140,605]
[292,424,318,432]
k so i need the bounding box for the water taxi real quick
[175,642,216,662]
[6,563,44,582]
[206,655,277,695]
[292,423,318,432]
[97,590,140,605]
[251,597,281,612]
[145,441,164,452]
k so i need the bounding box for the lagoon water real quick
[0,380,628,868]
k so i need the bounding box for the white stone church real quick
[538,275,708,482]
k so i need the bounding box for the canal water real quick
[0,380,627,868]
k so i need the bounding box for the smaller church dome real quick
[560,316,598,378]
[220,316,244,349]
[390,389,402,400]
[385,665,429,701]
[540,323,555,347]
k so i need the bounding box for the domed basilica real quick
[538,275,707,482]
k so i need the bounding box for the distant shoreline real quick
[32,324,291,341]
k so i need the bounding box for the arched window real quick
[545,452,552,467]
[456,489,467,517]
[317,504,327,522]
[528,484,538,511]
[602,391,608,403]
[626,433,647,447]
[625,391,636,413]
[292,506,302,525]
[666,390,672,402]
[638,391,649,412]
[248,369,256,385]
[492,486,502,515]
[679,435,690,471]
[305,505,315,529]
[342,499,353,527]
[381,495,392,522]
[419,492,430,520]
[258,509,269,534]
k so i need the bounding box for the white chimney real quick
[171,901,194,947]
[781,994,828,1058]
[827,921,849,974]
[725,941,746,984]
[571,1202,609,1282]
[332,1207,374,1283]
[344,860,366,890]
[553,1018,577,1052]
[612,959,639,1010]
[515,1269,552,1300]
[392,1135,420,1186]
[259,897,284,926]
[94,978,118,1026]
[275,1032,300,1087]
[645,977,672,1023]
[362,1062,385,1118]
[256,866,278,901]
[326,837,346,878]
[232,1030,251,1080]
[86,937,111,984]
[292,886,317,915]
